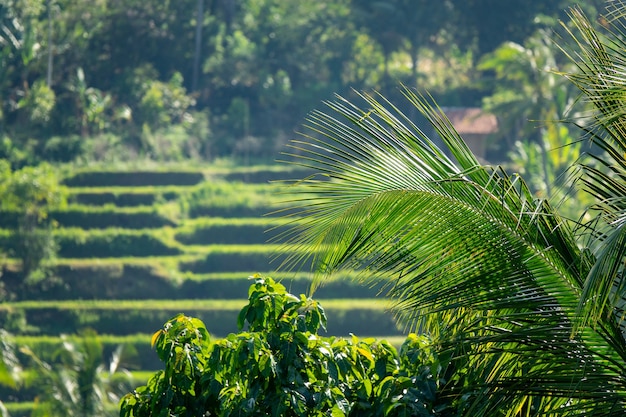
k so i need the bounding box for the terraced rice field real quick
[1,164,406,412]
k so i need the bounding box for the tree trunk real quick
[46,0,53,87]
[192,0,204,92]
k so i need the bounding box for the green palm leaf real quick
[277,4,626,414]
[559,3,626,334]
[279,88,626,414]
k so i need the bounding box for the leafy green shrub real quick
[42,135,84,162]
[78,133,128,163]
[135,72,195,129]
[139,124,204,162]
[0,135,34,167]
[0,162,67,280]
[17,80,55,126]
[120,276,445,416]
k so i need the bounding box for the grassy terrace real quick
[1,298,391,311]
[1,297,401,340]
[2,164,405,411]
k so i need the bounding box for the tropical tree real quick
[121,275,447,416]
[448,0,574,56]
[0,162,66,281]
[279,3,626,415]
[351,0,450,92]
[0,329,21,417]
[478,25,581,156]
[22,329,134,417]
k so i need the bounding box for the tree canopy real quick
[121,276,448,416]
[0,0,596,165]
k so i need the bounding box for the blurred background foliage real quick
[0,0,607,167]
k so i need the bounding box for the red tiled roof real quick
[443,107,498,135]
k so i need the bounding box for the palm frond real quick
[279,87,626,413]
[560,4,626,333]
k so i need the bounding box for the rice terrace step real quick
[2,163,407,414]
[63,170,207,187]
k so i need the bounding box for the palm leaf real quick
[279,87,626,414]
[559,4,626,334]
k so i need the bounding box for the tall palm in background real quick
[280,4,626,416]
[0,330,20,417]
[22,330,133,417]
[478,26,583,202]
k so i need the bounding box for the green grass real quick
[14,333,152,346]
[67,184,199,194]
[4,402,36,417]
[60,159,303,175]
[177,245,311,274]
[180,217,299,227]
[51,256,199,285]
[68,190,182,207]
[181,243,287,254]
[54,226,180,239]
[65,180,302,218]
[178,270,364,282]
[1,298,390,311]
[174,217,297,245]
[10,333,161,372]
[185,181,288,202]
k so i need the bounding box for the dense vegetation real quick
[279,3,626,415]
[121,276,445,417]
[1,0,623,416]
[0,0,605,166]
[0,163,403,417]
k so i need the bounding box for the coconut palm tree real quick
[279,4,626,416]
[478,26,578,149]
[22,330,134,417]
[0,330,20,417]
